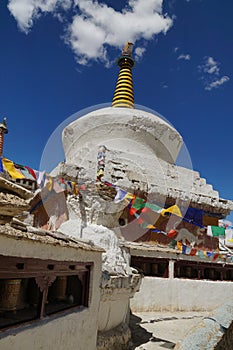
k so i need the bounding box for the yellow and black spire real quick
[112,42,135,109]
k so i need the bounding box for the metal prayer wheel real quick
[0,279,22,311]
[52,276,67,301]
[151,263,158,275]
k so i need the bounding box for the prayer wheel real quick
[142,263,151,275]
[151,263,158,275]
[52,276,67,301]
[185,267,192,277]
[0,279,22,310]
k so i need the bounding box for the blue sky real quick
[1,0,233,218]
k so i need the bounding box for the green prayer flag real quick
[132,197,146,211]
[145,202,162,212]
[207,226,225,237]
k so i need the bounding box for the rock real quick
[59,220,132,275]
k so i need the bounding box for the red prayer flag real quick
[167,229,178,239]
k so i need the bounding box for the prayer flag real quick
[19,167,36,180]
[53,179,65,193]
[176,241,182,251]
[114,188,127,203]
[146,224,156,229]
[124,192,134,204]
[198,250,205,259]
[25,165,37,179]
[167,229,178,239]
[0,157,3,173]
[213,253,219,261]
[2,158,25,179]
[182,244,187,254]
[45,177,53,191]
[145,202,162,212]
[207,226,225,237]
[183,207,203,227]
[34,170,46,187]
[190,248,197,256]
[72,182,79,195]
[161,205,182,218]
[132,197,146,211]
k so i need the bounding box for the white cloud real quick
[7,0,72,33]
[7,0,173,65]
[203,56,219,75]
[205,76,230,91]
[174,47,179,53]
[135,47,146,60]
[177,53,191,61]
[199,56,230,91]
[68,0,173,65]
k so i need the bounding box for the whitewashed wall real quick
[131,275,233,312]
[0,235,102,350]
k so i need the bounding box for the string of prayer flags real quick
[161,204,182,218]
[207,225,225,237]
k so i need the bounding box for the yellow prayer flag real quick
[72,181,79,195]
[2,158,25,179]
[46,177,53,191]
[176,241,182,251]
[146,224,156,229]
[124,192,134,204]
[161,204,182,218]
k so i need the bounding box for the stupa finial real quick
[112,42,135,109]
